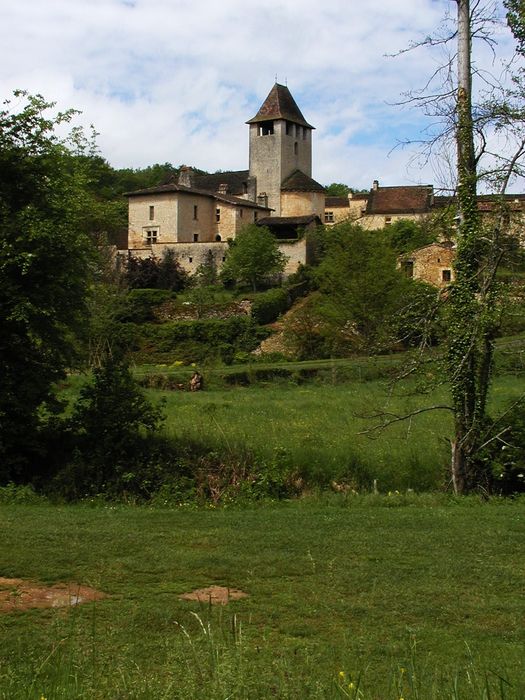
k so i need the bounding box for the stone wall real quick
[399,243,456,287]
[281,191,325,218]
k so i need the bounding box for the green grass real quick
[0,498,523,698]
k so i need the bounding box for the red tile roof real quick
[246,83,314,129]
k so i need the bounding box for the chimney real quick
[217,183,228,195]
[257,193,268,208]
[372,179,379,191]
[178,165,195,187]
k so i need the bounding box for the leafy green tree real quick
[221,225,287,291]
[325,183,351,196]
[0,92,94,480]
[383,219,438,254]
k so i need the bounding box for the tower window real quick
[302,128,307,140]
[286,121,293,136]
[294,142,298,155]
[254,211,258,222]
[193,205,198,220]
[259,120,274,136]
[193,233,199,242]
[216,208,221,222]
[149,205,154,220]
[215,234,222,241]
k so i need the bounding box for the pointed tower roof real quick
[246,83,314,129]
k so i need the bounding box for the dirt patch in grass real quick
[0,577,107,612]
[179,585,249,605]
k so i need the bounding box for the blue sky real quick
[1,0,520,191]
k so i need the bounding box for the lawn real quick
[0,498,523,698]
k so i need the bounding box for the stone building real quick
[398,242,456,288]
[124,83,525,278]
[125,83,324,274]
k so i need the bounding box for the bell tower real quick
[247,84,314,216]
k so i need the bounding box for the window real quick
[402,261,414,278]
[189,257,193,263]
[215,234,222,241]
[442,269,452,282]
[254,211,258,222]
[302,128,307,141]
[259,120,274,135]
[216,208,221,222]
[286,121,293,136]
[193,205,198,220]
[295,124,300,137]
[149,205,154,221]
[239,209,243,218]
[385,216,392,226]
[325,211,334,223]
[222,257,226,262]
[144,228,158,245]
[294,142,298,155]
[193,233,199,242]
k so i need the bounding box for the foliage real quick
[490,401,525,494]
[127,316,269,364]
[0,92,95,481]
[193,248,218,287]
[220,224,287,291]
[309,223,421,353]
[250,287,290,325]
[118,288,175,323]
[383,218,439,254]
[125,248,190,291]
[324,182,351,196]
[57,355,166,497]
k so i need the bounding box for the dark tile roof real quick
[325,196,349,207]
[257,215,321,226]
[433,193,525,212]
[246,83,314,129]
[193,170,250,196]
[124,183,270,210]
[280,169,325,193]
[366,185,434,215]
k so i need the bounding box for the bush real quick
[127,316,269,364]
[251,288,290,324]
[118,288,175,323]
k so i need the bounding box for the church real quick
[125,83,326,274]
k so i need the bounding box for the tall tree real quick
[0,92,94,480]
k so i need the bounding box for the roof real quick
[193,170,250,196]
[246,83,314,129]
[366,185,434,215]
[400,241,456,258]
[325,196,350,207]
[257,215,321,226]
[280,169,325,193]
[124,183,270,210]
[433,193,525,212]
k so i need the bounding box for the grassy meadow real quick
[0,498,523,699]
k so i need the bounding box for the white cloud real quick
[1,0,521,189]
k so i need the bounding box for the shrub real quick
[118,288,175,323]
[251,288,290,324]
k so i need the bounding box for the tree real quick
[220,225,287,291]
[391,1,525,493]
[325,183,351,196]
[125,248,189,290]
[0,92,94,480]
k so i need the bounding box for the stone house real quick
[398,242,456,287]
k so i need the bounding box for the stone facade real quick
[398,242,456,287]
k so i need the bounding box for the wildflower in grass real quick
[348,681,355,690]
[338,671,346,680]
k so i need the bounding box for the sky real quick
[1,0,520,191]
